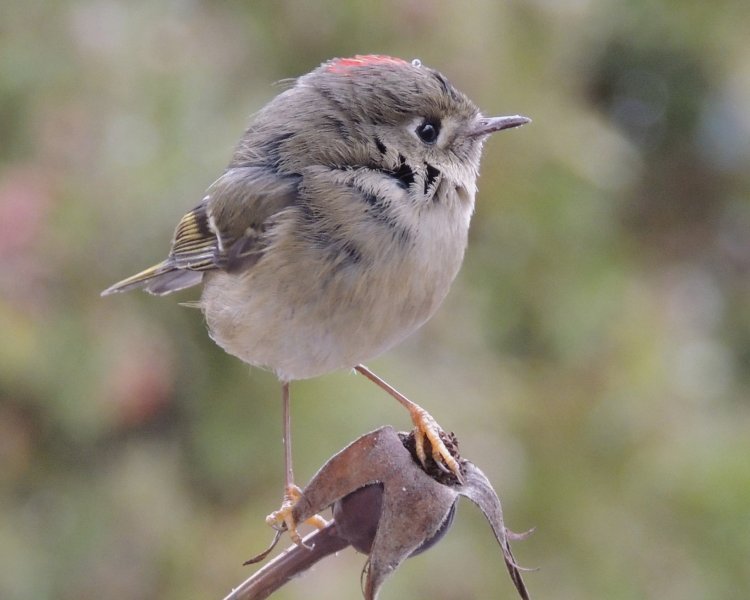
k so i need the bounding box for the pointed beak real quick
[467,114,531,138]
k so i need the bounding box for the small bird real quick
[102,55,529,541]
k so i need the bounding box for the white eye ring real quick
[411,58,422,68]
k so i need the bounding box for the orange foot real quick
[409,405,463,483]
[265,484,328,546]
[352,365,463,484]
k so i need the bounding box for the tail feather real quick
[101,261,202,296]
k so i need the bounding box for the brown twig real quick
[223,523,349,600]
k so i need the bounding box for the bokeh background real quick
[2,1,749,599]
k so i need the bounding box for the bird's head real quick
[238,56,528,205]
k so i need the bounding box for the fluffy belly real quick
[200,253,455,381]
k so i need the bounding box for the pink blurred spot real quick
[0,166,51,255]
[107,335,175,429]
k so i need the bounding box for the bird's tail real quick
[101,260,202,296]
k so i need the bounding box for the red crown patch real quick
[325,55,409,73]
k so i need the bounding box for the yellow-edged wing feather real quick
[101,205,218,296]
[101,166,301,297]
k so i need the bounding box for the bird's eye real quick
[416,119,440,144]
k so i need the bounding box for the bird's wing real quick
[101,166,300,296]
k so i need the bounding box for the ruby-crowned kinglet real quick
[103,55,529,541]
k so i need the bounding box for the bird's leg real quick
[265,381,327,546]
[282,380,294,492]
[354,364,463,483]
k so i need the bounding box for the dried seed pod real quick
[225,426,530,600]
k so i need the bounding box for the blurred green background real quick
[1,1,749,599]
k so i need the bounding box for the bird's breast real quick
[201,193,471,381]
